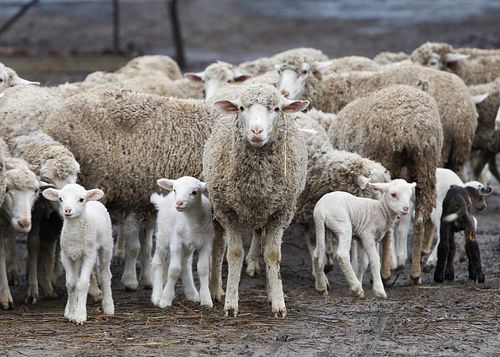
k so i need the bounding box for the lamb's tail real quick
[150,193,164,210]
[442,207,466,222]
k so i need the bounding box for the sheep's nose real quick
[403,206,409,213]
[64,208,72,215]
[175,201,184,207]
[17,219,30,229]
[251,128,263,135]
[281,90,290,98]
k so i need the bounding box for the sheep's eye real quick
[277,69,281,74]
[302,70,308,75]
[274,107,280,112]
[79,198,84,203]
[227,79,233,83]
[173,189,176,193]
[59,197,63,202]
[391,193,397,198]
[34,189,39,194]
[192,191,197,196]
[0,78,3,83]
[239,106,245,111]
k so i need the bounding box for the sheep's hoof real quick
[422,263,435,273]
[0,300,13,310]
[44,290,59,300]
[459,255,467,263]
[410,275,421,285]
[381,275,391,286]
[477,273,485,283]
[374,290,387,299]
[323,264,334,274]
[245,261,261,277]
[224,307,238,318]
[211,287,225,302]
[434,274,444,284]
[444,272,454,281]
[24,294,39,305]
[352,287,364,299]
[273,308,287,319]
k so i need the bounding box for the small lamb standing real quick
[313,179,416,299]
[150,176,214,308]
[43,184,114,324]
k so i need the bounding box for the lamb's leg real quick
[73,254,95,324]
[245,229,261,277]
[354,241,368,283]
[223,225,244,317]
[151,245,167,306]
[138,219,154,288]
[197,244,213,308]
[181,251,199,303]
[6,230,20,286]
[159,242,182,308]
[325,230,336,273]
[444,232,456,281]
[61,253,77,321]
[304,224,317,277]
[312,220,329,294]
[25,213,41,304]
[0,235,14,310]
[395,211,411,269]
[121,213,141,290]
[210,223,225,302]
[361,235,386,299]
[380,230,393,284]
[98,248,114,315]
[263,224,287,318]
[434,223,451,283]
[410,211,424,284]
[112,223,125,265]
[336,230,363,298]
[465,218,484,283]
[459,236,467,262]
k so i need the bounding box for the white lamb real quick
[150,176,214,309]
[42,184,114,324]
[313,179,416,299]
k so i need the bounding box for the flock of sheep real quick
[0,41,499,323]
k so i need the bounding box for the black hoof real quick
[323,264,333,274]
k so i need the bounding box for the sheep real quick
[203,84,309,317]
[320,56,380,76]
[434,185,491,284]
[115,55,183,80]
[313,179,416,298]
[0,155,47,309]
[150,176,214,308]
[373,51,410,65]
[468,79,500,182]
[410,42,500,85]
[329,85,443,284]
[0,62,39,94]
[42,184,114,324]
[277,62,477,177]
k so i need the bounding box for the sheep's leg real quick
[487,154,500,183]
[61,253,77,321]
[0,235,14,310]
[98,248,114,315]
[434,223,451,283]
[354,242,369,283]
[138,220,154,288]
[6,230,20,286]
[121,213,141,290]
[88,271,102,303]
[25,214,40,304]
[181,250,199,303]
[197,244,213,308]
[223,225,244,317]
[263,224,286,318]
[472,150,490,181]
[151,245,167,306]
[410,211,424,284]
[421,219,435,256]
[210,224,225,302]
[444,233,456,281]
[112,223,125,265]
[325,230,336,273]
[73,254,95,324]
[38,233,58,299]
[159,242,182,308]
[395,212,411,269]
[380,230,393,285]
[336,231,363,298]
[361,235,386,299]
[245,229,261,277]
[465,220,484,283]
[312,220,329,294]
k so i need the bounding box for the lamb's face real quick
[2,169,41,232]
[42,184,104,219]
[157,176,207,212]
[371,179,416,216]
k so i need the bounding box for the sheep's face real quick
[157,176,207,212]
[370,179,416,216]
[2,169,42,232]
[42,184,104,219]
[0,64,39,94]
[276,62,311,100]
[214,87,309,147]
[495,106,500,131]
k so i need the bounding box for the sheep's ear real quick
[157,178,174,191]
[445,53,469,63]
[42,188,60,201]
[184,71,204,82]
[357,176,371,190]
[479,186,493,196]
[314,60,333,71]
[10,73,40,87]
[282,99,310,113]
[369,182,391,192]
[233,71,252,82]
[213,99,239,113]
[472,93,489,105]
[199,182,208,193]
[86,189,104,201]
[39,181,56,190]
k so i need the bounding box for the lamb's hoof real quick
[434,275,444,284]
[158,298,173,309]
[103,304,115,315]
[410,275,421,285]
[444,272,454,281]
[212,287,225,303]
[477,273,485,283]
[273,307,287,319]
[374,289,387,299]
[44,290,59,300]
[351,286,364,299]
[224,303,238,317]
[0,300,14,310]
[121,276,139,291]
[24,294,39,305]
[185,293,200,303]
[459,254,467,263]
[200,299,213,309]
[245,261,261,277]
[381,275,391,287]
[317,289,328,297]
[323,264,334,274]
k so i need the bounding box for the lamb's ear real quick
[445,53,469,63]
[473,93,489,105]
[42,188,60,201]
[213,99,239,114]
[357,176,371,190]
[282,98,310,113]
[314,60,334,71]
[479,186,493,196]
[369,182,391,192]
[157,178,174,191]
[199,182,208,193]
[184,71,204,82]
[86,189,104,201]
[409,182,417,189]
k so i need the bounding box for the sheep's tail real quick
[150,193,164,210]
[442,207,466,222]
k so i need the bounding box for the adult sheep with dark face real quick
[329,85,443,284]
[203,84,309,318]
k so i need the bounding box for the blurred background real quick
[1,0,500,84]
